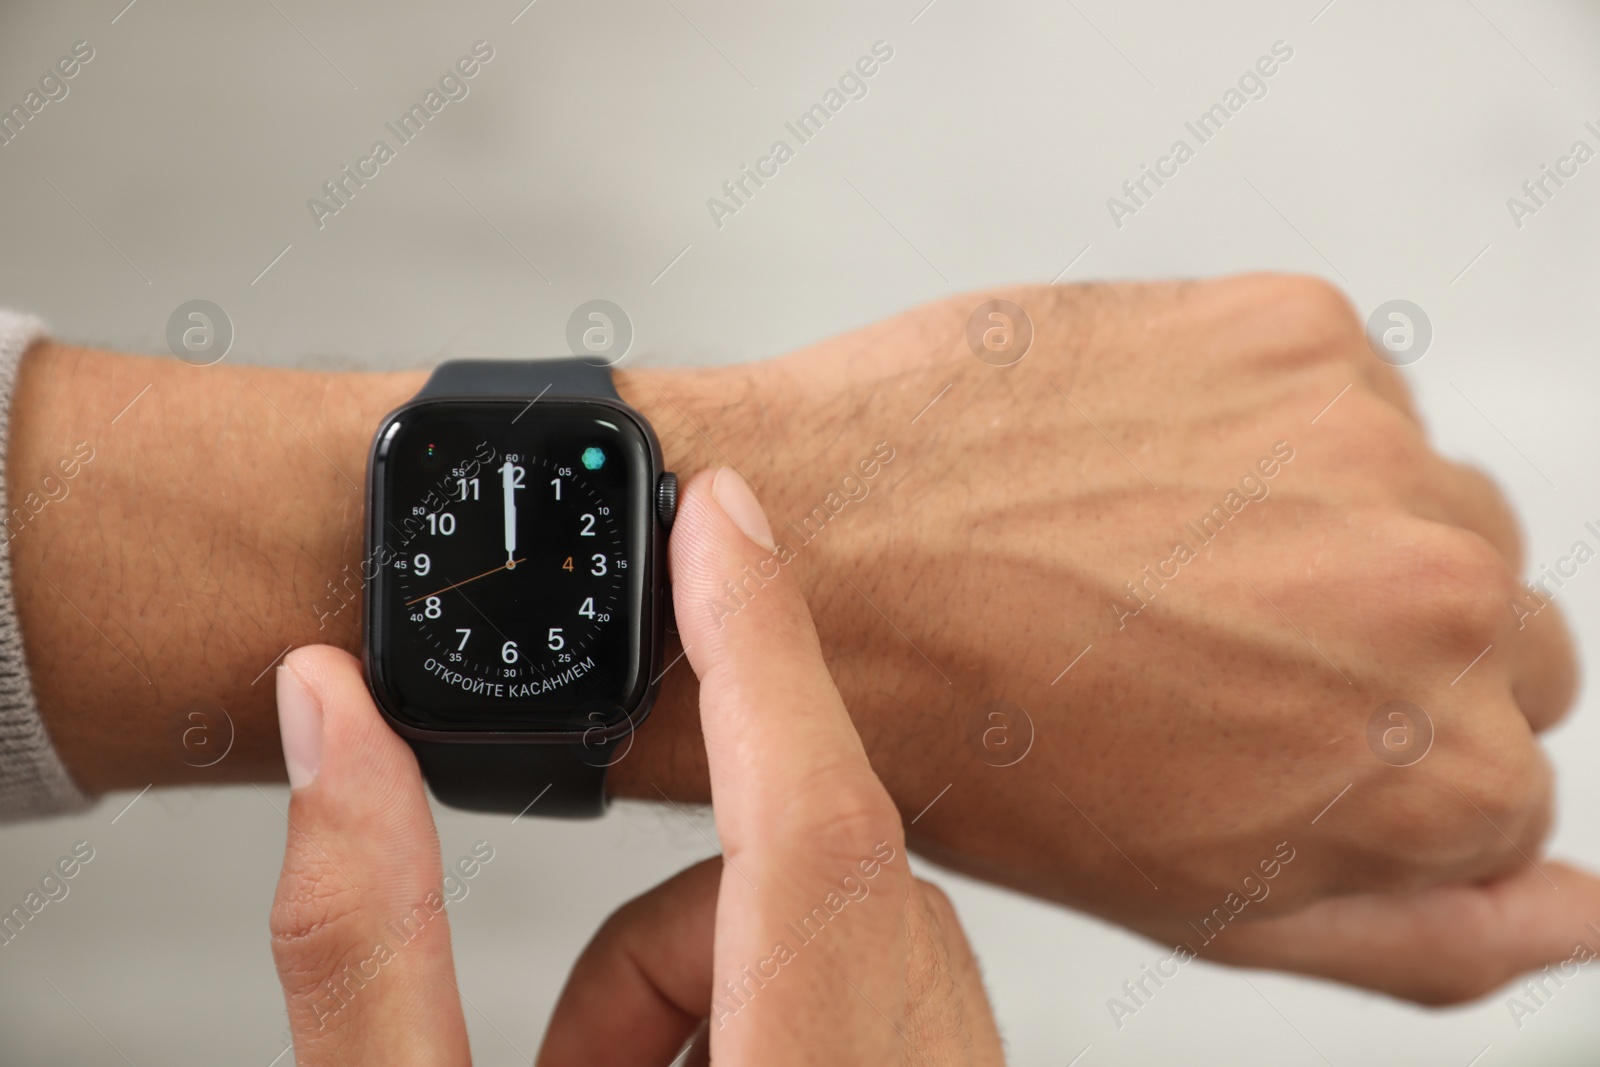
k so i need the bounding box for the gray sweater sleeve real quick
[0,311,91,821]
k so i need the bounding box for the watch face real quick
[366,398,660,735]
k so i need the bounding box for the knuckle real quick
[1272,273,1358,328]
[793,780,906,871]
[587,901,639,960]
[1238,273,1362,352]
[1321,393,1429,471]
[592,864,694,947]
[1360,787,1476,877]
[1453,464,1525,569]
[913,879,960,934]
[1414,530,1519,646]
[269,862,367,994]
[1373,724,1543,873]
[1372,520,1516,648]
[1450,731,1545,832]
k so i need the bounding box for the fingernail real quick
[711,468,776,552]
[277,658,323,790]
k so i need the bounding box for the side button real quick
[657,472,679,530]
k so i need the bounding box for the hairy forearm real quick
[7,342,756,797]
[9,343,414,790]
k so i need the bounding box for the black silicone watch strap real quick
[408,739,609,818]
[408,358,619,818]
[416,358,620,400]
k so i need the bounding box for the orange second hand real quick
[405,558,527,606]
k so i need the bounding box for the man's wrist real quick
[8,341,786,803]
[608,354,914,807]
[7,337,806,806]
[607,364,744,805]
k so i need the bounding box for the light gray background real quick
[2,0,1599,1063]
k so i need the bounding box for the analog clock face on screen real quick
[395,452,625,682]
[369,400,654,732]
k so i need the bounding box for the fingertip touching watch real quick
[363,359,675,818]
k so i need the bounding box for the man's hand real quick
[12,272,1585,1003]
[611,273,1584,1002]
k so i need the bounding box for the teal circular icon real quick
[581,447,606,470]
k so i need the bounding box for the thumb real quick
[1183,860,1600,1004]
[268,645,471,1066]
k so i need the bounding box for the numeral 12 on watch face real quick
[368,401,654,732]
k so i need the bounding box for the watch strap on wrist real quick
[407,357,622,819]
[409,739,610,818]
[417,358,620,400]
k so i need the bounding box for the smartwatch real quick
[362,359,675,818]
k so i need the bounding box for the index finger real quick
[672,469,901,851]
[670,468,911,1062]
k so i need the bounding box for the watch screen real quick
[367,399,656,734]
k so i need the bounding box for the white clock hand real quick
[501,459,517,567]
